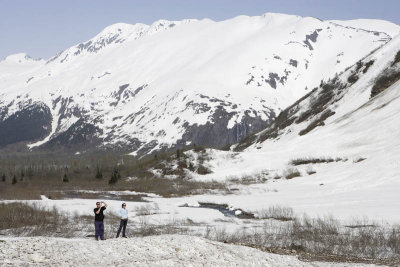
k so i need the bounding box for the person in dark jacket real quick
[94,201,107,240]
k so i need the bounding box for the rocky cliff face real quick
[0,103,52,147]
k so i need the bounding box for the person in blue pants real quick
[94,201,107,240]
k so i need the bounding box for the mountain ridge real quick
[0,13,398,156]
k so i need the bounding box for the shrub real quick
[219,143,232,151]
[125,177,228,197]
[188,162,195,172]
[108,166,121,185]
[355,60,363,71]
[258,205,295,221]
[347,72,359,84]
[197,164,212,175]
[12,175,17,185]
[363,60,374,73]
[0,187,41,200]
[193,144,206,153]
[95,165,103,179]
[290,157,346,166]
[371,70,400,98]
[0,202,118,237]
[204,216,400,264]
[306,167,316,175]
[176,149,182,158]
[290,157,335,165]
[135,204,159,216]
[299,109,335,136]
[284,168,301,179]
[392,50,400,67]
[354,157,366,163]
[273,174,282,179]
[0,202,61,230]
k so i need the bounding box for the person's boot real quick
[95,237,99,241]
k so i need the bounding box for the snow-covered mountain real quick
[179,28,400,220]
[0,13,399,155]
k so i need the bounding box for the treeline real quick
[0,145,226,199]
[0,150,173,186]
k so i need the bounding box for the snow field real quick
[176,35,400,223]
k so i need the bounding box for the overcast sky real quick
[1,0,399,60]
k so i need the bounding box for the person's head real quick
[122,203,126,209]
[96,202,101,207]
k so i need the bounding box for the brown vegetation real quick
[347,72,359,84]
[205,216,400,265]
[363,60,374,73]
[284,168,301,179]
[257,205,295,221]
[1,202,400,264]
[299,109,335,136]
[371,69,400,98]
[354,157,366,163]
[0,149,227,199]
[0,202,119,237]
[391,50,400,67]
[290,157,346,166]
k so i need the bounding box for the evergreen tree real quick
[12,175,17,185]
[20,170,25,181]
[176,149,181,159]
[1,174,5,182]
[108,167,121,185]
[62,173,69,183]
[27,168,34,179]
[188,162,195,172]
[95,165,103,179]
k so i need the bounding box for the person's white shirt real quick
[119,208,128,220]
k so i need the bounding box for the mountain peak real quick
[146,18,198,35]
[328,19,400,37]
[261,12,324,24]
[97,22,147,36]
[2,53,43,64]
[261,12,301,19]
[4,53,29,62]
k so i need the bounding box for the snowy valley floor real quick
[1,197,400,266]
[0,235,380,267]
